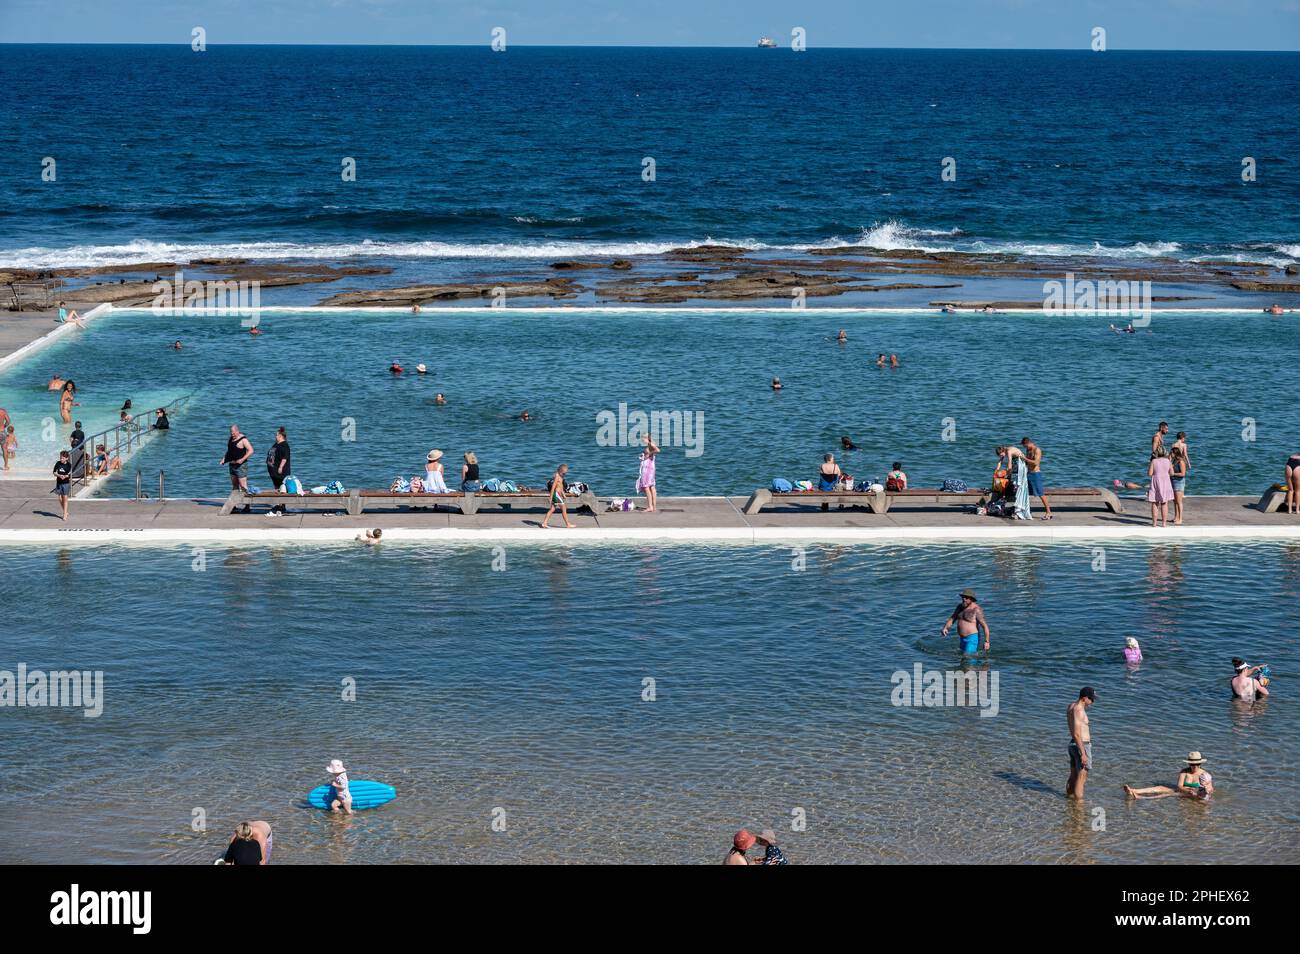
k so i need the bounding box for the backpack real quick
[885,475,904,492]
[771,478,793,493]
[940,478,968,493]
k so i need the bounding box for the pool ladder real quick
[134,470,166,501]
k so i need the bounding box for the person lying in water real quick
[1124,752,1213,800]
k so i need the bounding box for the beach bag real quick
[991,468,1009,494]
[607,497,636,512]
[838,475,854,491]
[325,481,345,495]
[499,480,519,493]
[794,480,814,492]
[566,481,589,494]
[390,477,411,493]
[283,475,303,495]
[940,478,968,493]
[310,485,328,494]
[885,475,904,492]
[853,479,873,492]
[771,478,793,493]
[409,476,425,493]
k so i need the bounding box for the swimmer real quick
[520,410,531,421]
[389,362,403,375]
[1266,303,1283,315]
[940,306,957,314]
[836,329,847,343]
[248,325,261,336]
[1124,752,1213,800]
[1230,657,1270,702]
[1124,637,1142,663]
[357,528,383,545]
[840,435,857,451]
[434,392,447,405]
[890,353,899,368]
[223,820,273,865]
[172,340,183,350]
[47,374,65,391]
[770,377,782,391]
[415,363,428,375]
[876,353,886,367]
[412,304,422,314]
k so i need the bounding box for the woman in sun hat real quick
[1124,751,1214,800]
[416,363,428,374]
[724,829,756,865]
[423,449,448,492]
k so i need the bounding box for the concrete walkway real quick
[0,303,110,371]
[1,494,1297,544]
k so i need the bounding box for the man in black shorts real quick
[53,450,72,521]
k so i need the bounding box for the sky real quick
[1,0,1298,49]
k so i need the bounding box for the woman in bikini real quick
[1286,452,1300,515]
[59,381,79,425]
[1124,752,1213,800]
[541,463,574,529]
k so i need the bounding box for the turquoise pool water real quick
[1,308,1296,497]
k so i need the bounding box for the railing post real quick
[135,470,142,501]
[159,470,165,500]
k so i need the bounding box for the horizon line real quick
[1,42,1297,53]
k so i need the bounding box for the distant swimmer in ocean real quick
[1124,752,1213,801]
[356,528,383,545]
[415,363,428,375]
[840,435,857,451]
[1266,303,1284,315]
[172,340,183,350]
[770,377,782,391]
[1124,637,1143,664]
[434,393,447,405]
[836,329,848,343]
[222,820,273,865]
[412,304,422,314]
[1230,657,1270,702]
[389,362,403,375]
[890,353,899,368]
[248,324,261,336]
[48,374,65,391]
[876,353,886,367]
[520,410,531,421]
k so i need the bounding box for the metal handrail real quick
[71,393,192,493]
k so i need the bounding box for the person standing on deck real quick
[637,435,660,512]
[1020,437,1053,520]
[69,421,86,479]
[53,449,72,521]
[266,427,291,514]
[941,589,990,654]
[221,425,254,511]
[1066,687,1096,800]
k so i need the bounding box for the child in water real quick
[356,529,382,545]
[325,759,353,814]
[1124,637,1143,664]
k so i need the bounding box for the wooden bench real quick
[881,486,1123,514]
[742,488,887,514]
[353,489,600,516]
[1257,486,1289,513]
[220,489,355,515]
[354,491,471,515]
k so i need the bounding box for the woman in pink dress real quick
[1147,448,1175,527]
[636,434,660,512]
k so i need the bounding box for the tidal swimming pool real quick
[2,541,1295,863]
[1,308,1296,497]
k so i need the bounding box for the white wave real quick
[1272,243,1300,260]
[0,237,774,269]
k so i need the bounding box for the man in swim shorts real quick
[941,589,990,654]
[1067,687,1096,800]
[1020,436,1053,520]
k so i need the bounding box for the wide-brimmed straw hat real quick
[427,449,443,462]
[757,829,778,846]
[416,364,427,373]
[960,589,977,600]
[1186,751,1206,765]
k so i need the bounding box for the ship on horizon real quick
[757,36,777,48]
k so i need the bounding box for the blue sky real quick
[1,0,1297,49]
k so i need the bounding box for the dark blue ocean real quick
[1,45,1298,267]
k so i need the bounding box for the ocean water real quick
[1,46,1298,268]
[1,307,1297,494]
[1,541,1296,864]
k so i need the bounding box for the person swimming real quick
[389,362,403,374]
[770,377,782,391]
[836,329,847,343]
[840,435,857,451]
[1124,637,1142,663]
[520,410,531,421]
[434,393,447,405]
[876,353,886,366]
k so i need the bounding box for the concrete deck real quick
[0,494,1297,544]
[0,303,110,371]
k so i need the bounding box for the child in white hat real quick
[326,759,353,814]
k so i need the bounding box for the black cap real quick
[1080,687,1097,701]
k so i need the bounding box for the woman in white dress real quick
[424,448,449,492]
